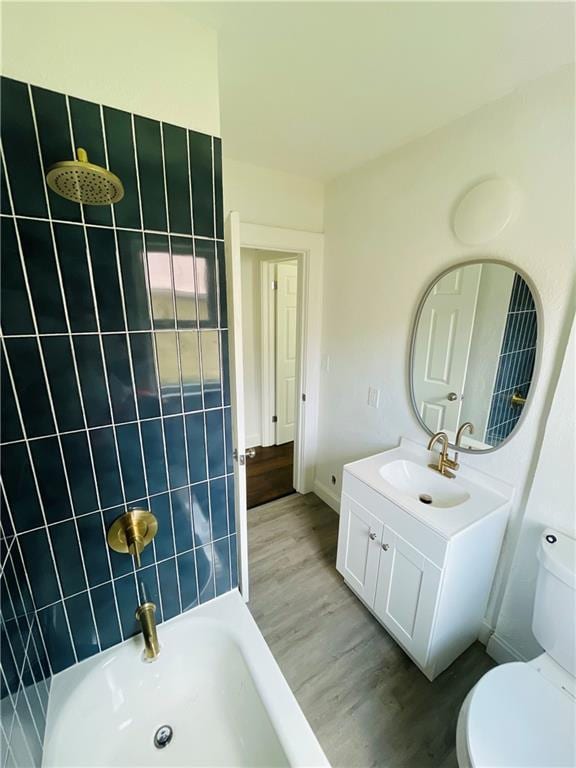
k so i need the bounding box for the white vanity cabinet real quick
[337,457,510,681]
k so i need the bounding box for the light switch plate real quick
[367,386,380,408]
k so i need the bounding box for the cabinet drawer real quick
[342,472,448,568]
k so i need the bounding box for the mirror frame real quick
[408,258,542,454]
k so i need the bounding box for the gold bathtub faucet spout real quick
[136,601,160,660]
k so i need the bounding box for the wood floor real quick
[248,492,495,768]
[246,442,294,509]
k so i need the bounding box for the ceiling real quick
[189,2,574,181]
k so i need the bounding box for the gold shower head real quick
[46,147,124,205]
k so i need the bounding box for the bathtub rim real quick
[43,589,330,768]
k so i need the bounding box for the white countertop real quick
[343,438,514,539]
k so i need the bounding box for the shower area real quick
[0,75,237,764]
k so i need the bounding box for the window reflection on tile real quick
[155,332,182,415]
[197,543,215,603]
[195,240,218,327]
[201,330,222,408]
[214,537,231,596]
[191,482,210,548]
[177,550,198,611]
[171,237,196,328]
[117,230,150,331]
[129,333,160,419]
[171,488,193,554]
[145,234,174,329]
[164,416,187,489]
[158,558,180,620]
[179,331,202,412]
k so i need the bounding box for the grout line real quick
[0,404,232,447]
[30,540,228,612]
[31,90,104,657]
[0,665,18,746]
[0,212,224,242]
[206,136,218,597]
[1,90,231,673]
[0,535,15,575]
[0,328,230,338]
[24,616,51,701]
[0,717,18,767]
[131,112,172,624]
[190,151,217,599]
[102,105,165,624]
[0,613,44,746]
[492,380,533,397]
[186,129,202,605]
[29,91,104,657]
[0,477,55,681]
[21,629,49,723]
[8,473,234,537]
[498,345,536,357]
[0,667,37,766]
[1,535,40,667]
[1,109,79,663]
[159,120,187,616]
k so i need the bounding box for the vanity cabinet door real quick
[337,494,383,605]
[373,526,441,664]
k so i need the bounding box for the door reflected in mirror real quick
[410,261,538,452]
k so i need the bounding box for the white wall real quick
[489,316,575,661]
[1,2,220,135]
[224,157,324,232]
[242,247,264,448]
[315,66,575,641]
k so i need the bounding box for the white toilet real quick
[457,528,576,768]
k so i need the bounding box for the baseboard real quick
[246,434,261,449]
[477,619,493,646]
[313,478,340,514]
[486,631,526,665]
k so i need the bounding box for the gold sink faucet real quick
[455,421,474,464]
[136,600,160,661]
[427,431,459,478]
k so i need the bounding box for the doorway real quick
[225,214,324,599]
[241,248,300,508]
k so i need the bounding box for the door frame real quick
[240,222,324,496]
[260,256,299,448]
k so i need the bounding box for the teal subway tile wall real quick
[485,274,537,445]
[0,76,236,765]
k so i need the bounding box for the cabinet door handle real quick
[369,531,377,541]
[382,543,390,551]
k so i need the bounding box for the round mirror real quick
[409,261,539,452]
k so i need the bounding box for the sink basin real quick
[379,460,470,508]
[344,438,512,538]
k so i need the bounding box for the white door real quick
[275,261,298,445]
[224,212,249,600]
[336,495,383,605]
[413,265,481,433]
[373,527,441,664]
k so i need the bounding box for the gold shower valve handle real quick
[107,509,158,569]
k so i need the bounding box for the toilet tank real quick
[532,529,576,675]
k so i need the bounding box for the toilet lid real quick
[466,662,576,767]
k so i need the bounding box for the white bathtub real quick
[42,590,329,767]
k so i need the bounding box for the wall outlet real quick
[322,354,331,372]
[367,386,380,408]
